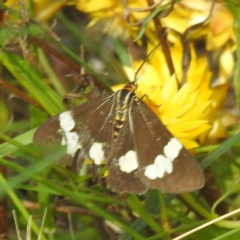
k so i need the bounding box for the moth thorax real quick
[116,89,135,108]
[112,89,134,140]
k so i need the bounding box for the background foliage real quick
[1,1,240,239]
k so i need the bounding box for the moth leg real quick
[136,94,162,108]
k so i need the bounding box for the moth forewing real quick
[106,111,147,194]
[71,95,117,166]
[130,99,204,193]
[33,93,116,169]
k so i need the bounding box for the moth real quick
[33,83,204,194]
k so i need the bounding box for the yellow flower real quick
[75,0,154,39]
[75,0,235,88]
[128,40,227,149]
[34,0,67,22]
[76,0,234,147]
[158,1,235,50]
[162,1,235,86]
[75,0,234,47]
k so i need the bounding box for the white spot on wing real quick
[89,142,105,165]
[119,150,138,173]
[164,138,182,160]
[59,111,75,131]
[144,155,173,180]
[59,111,82,156]
[63,132,81,156]
[155,155,173,175]
[144,165,157,179]
[144,138,183,179]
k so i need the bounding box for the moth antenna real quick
[134,43,161,84]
